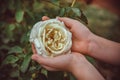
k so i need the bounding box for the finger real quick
[41,65,59,71]
[42,16,50,21]
[32,43,37,54]
[31,54,59,71]
[31,54,71,69]
[57,17,77,29]
[31,54,58,66]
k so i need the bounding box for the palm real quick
[71,34,89,54]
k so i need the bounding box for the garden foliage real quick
[0,0,88,80]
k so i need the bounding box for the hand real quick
[31,44,105,80]
[31,43,87,72]
[42,16,93,54]
[58,17,93,54]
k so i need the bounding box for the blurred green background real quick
[0,0,120,80]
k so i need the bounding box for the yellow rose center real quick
[41,23,66,56]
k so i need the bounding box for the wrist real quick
[70,54,105,80]
[87,33,98,56]
[70,54,89,79]
[69,53,95,79]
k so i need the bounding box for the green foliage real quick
[20,52,32,73]
[15,10,24,23]
[8,46,23,54]
[2,55,19,65]
[1,0,119,80]
[0,0,87,80]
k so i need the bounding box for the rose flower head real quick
[30,19,72,57]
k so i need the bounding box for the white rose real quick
[29,19,72,57]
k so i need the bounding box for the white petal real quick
[29,19,72,57]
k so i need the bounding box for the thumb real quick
[57,17,76,29]
[31,54,44,64]
[31,54,55,66]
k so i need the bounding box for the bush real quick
[0,0,87,80]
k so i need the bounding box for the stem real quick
[71,0,76,7]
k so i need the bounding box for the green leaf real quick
[20,53,32,73]
[71,8,81,16]
[5,24,15,39]
[64,7,80,17]
[64,7,73,16]
[21,31,30,43]
[8,24,15,31]
[59,8,65,16]
[63,7,88,25]
[2,55,19,65]
[15,10,24,23]
[8,46,23,54]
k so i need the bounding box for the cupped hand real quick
[31,43,87,72]
[42,16,93,54]
[58,17,93,54]
[31,44,105,80]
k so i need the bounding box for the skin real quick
[32,44,105,80]
[31,16,120,80]
[57,17,120,65]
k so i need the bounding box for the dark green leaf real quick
[20,53,32,73]
[21,31,30,43]
[2,55,19,65]
[59,8,65,16]
[5,24,15,39]
[80,12,88,24]
[8,46,23,54]
[15,10,24,23]
[64,7,73,16]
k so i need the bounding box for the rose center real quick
[42,24,66,54]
